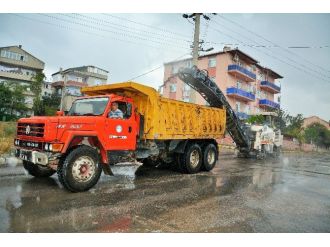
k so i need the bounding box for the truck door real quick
[104,101,137,151]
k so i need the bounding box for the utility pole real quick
[190,13,201,103]
[192,13,201,67]
[59,68,66,111]
[183,13,214,103]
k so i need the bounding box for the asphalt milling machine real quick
[177,66,283,159]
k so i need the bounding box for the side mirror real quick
[56,110,64,116]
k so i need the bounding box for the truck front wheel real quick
[23,161,56,177]
[57,146,102,192]
[180,143,202,174]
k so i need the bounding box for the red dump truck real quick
[14,82,226,192]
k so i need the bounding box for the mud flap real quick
[101,163,114,176]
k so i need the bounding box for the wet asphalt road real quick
[0,152,330,233]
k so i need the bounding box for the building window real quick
[0,50,27,62]
[235,101,240,112]
[208,57,216,68]
[172,65,179,74]
[257,71,264,81]
[169,84,176,93]
[186,60,193,68]
[256,90,261,99]
[245,105,250,114]
[236,81,242,89]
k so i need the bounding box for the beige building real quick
[162,47,282,119]
[0,45,45,115]
[51,66,109,111]
[303,116,330,130]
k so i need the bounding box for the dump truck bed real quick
[82,81,226,140]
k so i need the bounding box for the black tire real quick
[141,158,158,167]
[23,161,56,177]
[180,143,202,174]
[202,143,218,171]
[57,146,102,192]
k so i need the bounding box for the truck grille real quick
[17,123,45,137]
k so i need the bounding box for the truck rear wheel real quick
[180,143,202,174]
[23,161,56,177]
[202,143,218,171]
[57,146,102,192]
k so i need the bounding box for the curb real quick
[0,156,22,167]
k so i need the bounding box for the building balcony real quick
[226,87,255,102]
[259,99,280,109]
[228,64,256,82]
[0,70,34,82]
[235,111,249,120]
[51,80,88,88]
[260,80,281,93]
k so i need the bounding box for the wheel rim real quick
[72,156,96,182]
[207,149,216,165]
[190,150,200,168]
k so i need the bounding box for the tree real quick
[247,114,264,125]
[304,123,330,149]
[275,108,288,131]
[31,72,46,116]
[304,124,320,145]
[284,113,305,145]
[0,82,28,120]
[0,83,12,117]
[42,93,61,116]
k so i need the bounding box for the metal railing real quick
[226,87,255,101]
[228,64,256,80]
[259,99,280,109]
[260,80,281,92]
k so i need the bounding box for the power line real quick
[102,13,192,39]
[210,18,330,80]
[127,53,190,81]
[10,13,189,54]
[217,14,330,74]
[208,24,330,83]
[66,13,192,45]
[39,14,190,52]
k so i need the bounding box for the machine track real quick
[177,66,251,152]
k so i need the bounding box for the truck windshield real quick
[68,97,109,116]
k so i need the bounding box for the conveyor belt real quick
[177,66,251,151]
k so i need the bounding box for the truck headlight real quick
[49,144,53,151]
[44,143,49,150]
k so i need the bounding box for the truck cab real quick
[15,94,140,191]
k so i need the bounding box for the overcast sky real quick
[0,13,329,120]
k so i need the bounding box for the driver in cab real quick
[108,102,123,119]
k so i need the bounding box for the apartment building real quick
[51,65,109,111]
[162,47,283,119]
[0,45,45,115]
